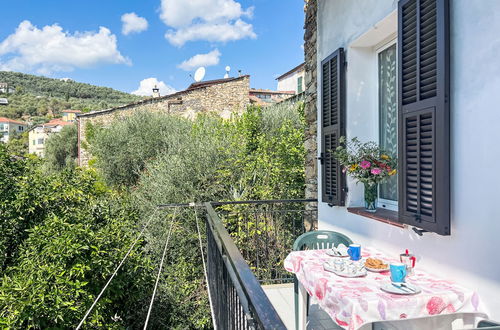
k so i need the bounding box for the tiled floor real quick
[262,283,343,330]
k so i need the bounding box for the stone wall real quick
[77,76,250,166]
[304,0,318,229]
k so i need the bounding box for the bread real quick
[365,258,388,269]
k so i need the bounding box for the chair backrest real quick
[293,230,353,251]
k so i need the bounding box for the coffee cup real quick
[390,263,407,283]
[333,259,344,271]
[347,244,361,261]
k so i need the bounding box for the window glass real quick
[0,124,3,130]
[378,44,398,201]
[38,138,44,145]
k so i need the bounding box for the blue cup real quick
[390,263,407,283]
[347,244,361,261]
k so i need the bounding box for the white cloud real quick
[160,0,256,46]
[178,49,221,71]
[121,12,148,35]
[0,20,129,74]
[131,77,176,96]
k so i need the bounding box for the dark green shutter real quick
[321,48,346,206]
[398,0,450,235]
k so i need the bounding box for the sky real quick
[0,0,305,96]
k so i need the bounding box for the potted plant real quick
[334,137,397,212]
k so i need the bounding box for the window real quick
[18,126,24,131]
[297,76,303,93]
[38,138,44,145]
[0,124,3,130]
[378,42,398,210]
[32,140,35,145]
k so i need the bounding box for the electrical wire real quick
[143,208,178,329]
[75,207,160,330]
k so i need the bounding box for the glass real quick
[364,183,377,212]
[378,44,398,201]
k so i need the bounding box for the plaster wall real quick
[317,0,500,320]
[277,69,305,93]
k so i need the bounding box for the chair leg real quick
[294,277,299,330]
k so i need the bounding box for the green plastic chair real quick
[293,230,353,330]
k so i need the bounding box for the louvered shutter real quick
[398,0,450,235]
[321,48,346,206]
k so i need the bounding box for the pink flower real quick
[371,168,382,175]
[360,161,371,169]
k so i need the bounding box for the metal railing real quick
[205,199,317,329]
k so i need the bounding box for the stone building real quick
[77,75,250,166]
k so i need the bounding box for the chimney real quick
[152,85,160,98]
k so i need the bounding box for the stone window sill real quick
[347,207,405,228]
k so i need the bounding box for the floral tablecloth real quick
[284,247,484,330]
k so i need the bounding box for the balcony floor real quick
[262,283,342,330]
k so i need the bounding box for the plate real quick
[380,283,421,295]
[365,265,390,272]
[325,249,349,258]
[323,262,367,277]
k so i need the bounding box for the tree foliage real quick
[44,124,78,172]
[0,71,143,120]
[0,145,154,329]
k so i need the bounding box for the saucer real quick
[323,262,367,277]
[325,249,349,258]
[381,283,421,295]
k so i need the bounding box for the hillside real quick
[0,71,143,122]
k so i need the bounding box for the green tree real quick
[0,145,155,329]
[44,124,78,172]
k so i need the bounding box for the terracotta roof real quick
[187,75,250,90]
[275,62,305,80]
[79,75,250,118]
[249,89,295,95]
[61,109,82,113]
[47,118,73,126]
[0,117,27,125]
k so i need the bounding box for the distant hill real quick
[0,71,144,122]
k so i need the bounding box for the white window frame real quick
[376,38,398,211]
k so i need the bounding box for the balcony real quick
[204,199,339,329]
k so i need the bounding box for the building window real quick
[38,138,44,145]
[19,126,24,131]
[297,76,303,93]
[32,140,35,145]
[378,42,398,208]
[0,124,3,130]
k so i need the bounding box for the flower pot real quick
[364,183,377,212]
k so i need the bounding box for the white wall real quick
[277,69,305,93]
[317,0,500,320]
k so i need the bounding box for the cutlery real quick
[392,283,412,293]
[400,283,416,293]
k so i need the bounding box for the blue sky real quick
[0,0,305,95]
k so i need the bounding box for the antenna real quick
[224,66,231,79]
[194,67,206,82]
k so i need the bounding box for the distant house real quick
[0,83,16,94]
[0,98,8,105]
[0,117,28,143]
[276,63,305,94]
[249,89,295,106]
[28,118,73,157]
[61,109,81,123]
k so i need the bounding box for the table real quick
[284,247,486,330]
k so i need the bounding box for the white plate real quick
[381,283,421,295]
[365,265,390,272]
[324,263,367,277]
[325,249,349,258]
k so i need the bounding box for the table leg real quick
[297,282,307,330]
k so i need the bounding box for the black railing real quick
[205,199,317,329]
[206,202,287,329]
[212,199,317,284]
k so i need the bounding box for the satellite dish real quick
[194,67,206,82]
[224,65,231,79]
